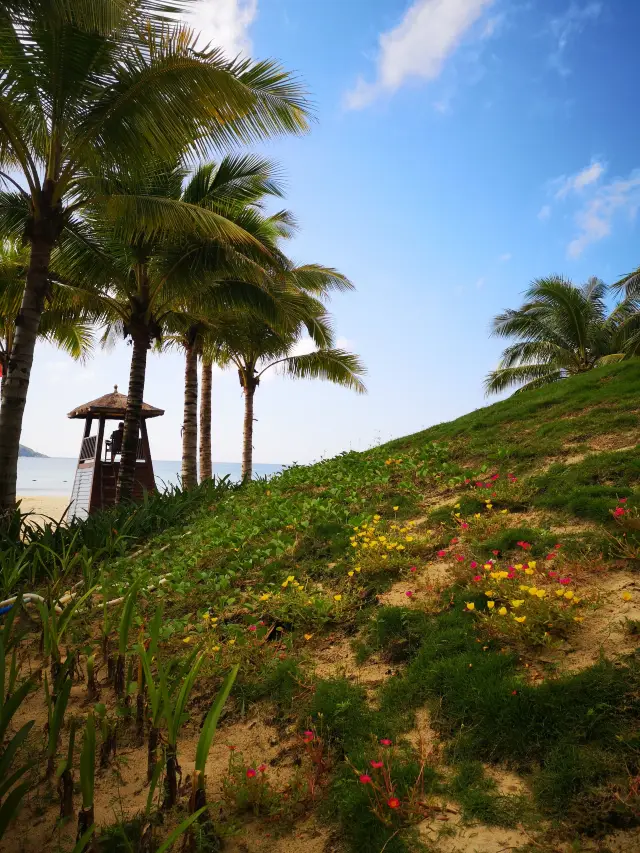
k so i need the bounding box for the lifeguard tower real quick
[66,385,164,520]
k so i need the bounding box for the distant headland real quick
[18,444,47,458]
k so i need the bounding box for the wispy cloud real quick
[548,2,601,76]
[183,0,258,57]
[538,204,552,221]
[499,252,512,263]
[568,170,640,257]
[554,159,606,199]
[344,0,495,110]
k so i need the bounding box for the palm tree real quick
[211,299,366,482]
[485,276,629,395]
[0,240,94,391]
[60,155,289,498]
[0,1,310,513]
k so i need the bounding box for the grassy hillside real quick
[6,361,640,853]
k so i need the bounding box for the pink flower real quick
[492,550,500,556]
[248,625,257,632]
[258,764,267,773]
[559,578,571,585]
[450,537,459,545]
[370,760,384,769]
[380,738,392,746]
[405,590,413,598]
[387,797,401,809]
[548,571,558,578]
[517,541,531,550]
[546,554,555,560]
[303,730,315,742]
[246,768,257,778]
[410,566,417,573]
[473,575,482,582]
[455,555,465,562]
[507,572,515,580]
[619,498,628,504]
[475,481,483,488]
[613,507,626,517]
[491,473,500,481]
[359,774,372,784]
[554,544,562,550]
[461,522,469,530]
[464,478,471,485]
[470,561,478,569]
[437,550,446,557]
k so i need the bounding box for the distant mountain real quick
[19,444,47,458]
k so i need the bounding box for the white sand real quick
[16,495,71,525]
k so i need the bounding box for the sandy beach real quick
[17,495,71,524]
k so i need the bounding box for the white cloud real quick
[499,252,512,263]
[183,0,258,57]
[548,2,601,76]
[554,159,606,199]
[475,276,486,289]
[344,0,494,110]
[538,204,552,221]
[567,170,640,257]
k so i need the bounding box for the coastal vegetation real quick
[0,362,639,852]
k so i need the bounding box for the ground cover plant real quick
[1,361,640,853]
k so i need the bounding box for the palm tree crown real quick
[485,276,629,395]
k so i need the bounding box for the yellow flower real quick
[524,568,535,576]
[373,514,381,521]
[498,607,508,616]
[536,589,546,599]
[306,600,312,605]
[555,589,564,597]
[266,490,271,496]
[563,590,574,600]
[385,459,392,465]
[514,564,523,570]
[351,542,358,548]
[349,536,356,542]
[400,527,408,533]
[487,601,495,610]
[228,639,236,645]
[333,594,342,602]
[379,536,387,542]
[573,597,581,604]
[622,591,633,602]
[484,563,493,570]
[288,575,295,582]
[528,561,536,569]
[497,571,509,580]
[454,503,460,509]
[355,566,361,572]
[396,545,406,551]
[211,617,218,623]
[485,503,493,510]
[348,570,354,577]
[510,600,525,608]
[183,637,192,643]
[501,509,509,515]
[454,513,461,518]
[381,555,388,560]
[304,633,313,641]
[353,526,359,531]
[466,602,475,611]
[393,506,399,511]
[519,585,529,592]
[573,616,584,622]
[514,616,526,624]
[281,581,289,588]
[474,513,481,519]
[405,536,414,542]
[528,587,539,596]
[212,645,220,652]
[203,612,210,621]
[484,590,496,597]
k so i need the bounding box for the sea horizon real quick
[16,456,283,497]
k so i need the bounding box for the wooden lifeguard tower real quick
[66,385,164,520]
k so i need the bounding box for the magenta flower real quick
[455,555,465,562]
[246,768,257,778]
[548,571,558,578]
[380,738,392,746]
[258,763,267,773]
[248,625,257,632]
[410,565,417,573]
[559,577,571,585]
[619,498,628,504]
[359,774,372,784]
[470,561,478,569]
[405,590,413,598]
[473,575,482,582]
[437,550,446,557]
[614,507,626,517]
[450,537,459,545]
[461,522,469,530]
[370,760,384,769]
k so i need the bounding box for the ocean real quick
[16,457,282,497]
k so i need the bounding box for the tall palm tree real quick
[59,155,289,498]
[0,240,94,390]
[211,299,366,482]
[0,0,310,513]
[485,276,629,395]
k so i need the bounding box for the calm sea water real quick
[16,457,282,497]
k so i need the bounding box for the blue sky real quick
[22,0,640,462]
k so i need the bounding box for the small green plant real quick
[36,587,95,687]
[138,606,164,782]
[45,670,72,779]
[114,581,139,698]
[77,712,96,846]
[58,719,76,819]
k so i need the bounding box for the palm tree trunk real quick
[241,383,256,483]
[0,232,54,515]
[117,333,149,503]
[199,359,213,482]
[181,342,198,489]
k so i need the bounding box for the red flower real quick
[370,760,384,769]
[507,572,515,580]
[464,479,471,485]
[248,625,257,632]
[246,768,257,778]
[387,797,401,809]
[455,555,465,562]
[511,690,518,696]
[475,481,483,488]
[258,764,267,773]
[470,561,478,569]
[405,590,413,598]
[492,550,500,556]
[437,550,446,557]
[410,565,417,572]
[359,774,372,784]
[619,498,628,503]
[559,577,571,585]
[473,575,482,582]
[545,553,555,560]
[450,537,459,544]
[303,730,315,742]
[516,541,531,550]
[548,571,558,578]
[613,507,626,517]
[380,738,392,746]
[554,544,562,550]
[461,522,469,529]
[228,745,236,751]
[491,473,500,481]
